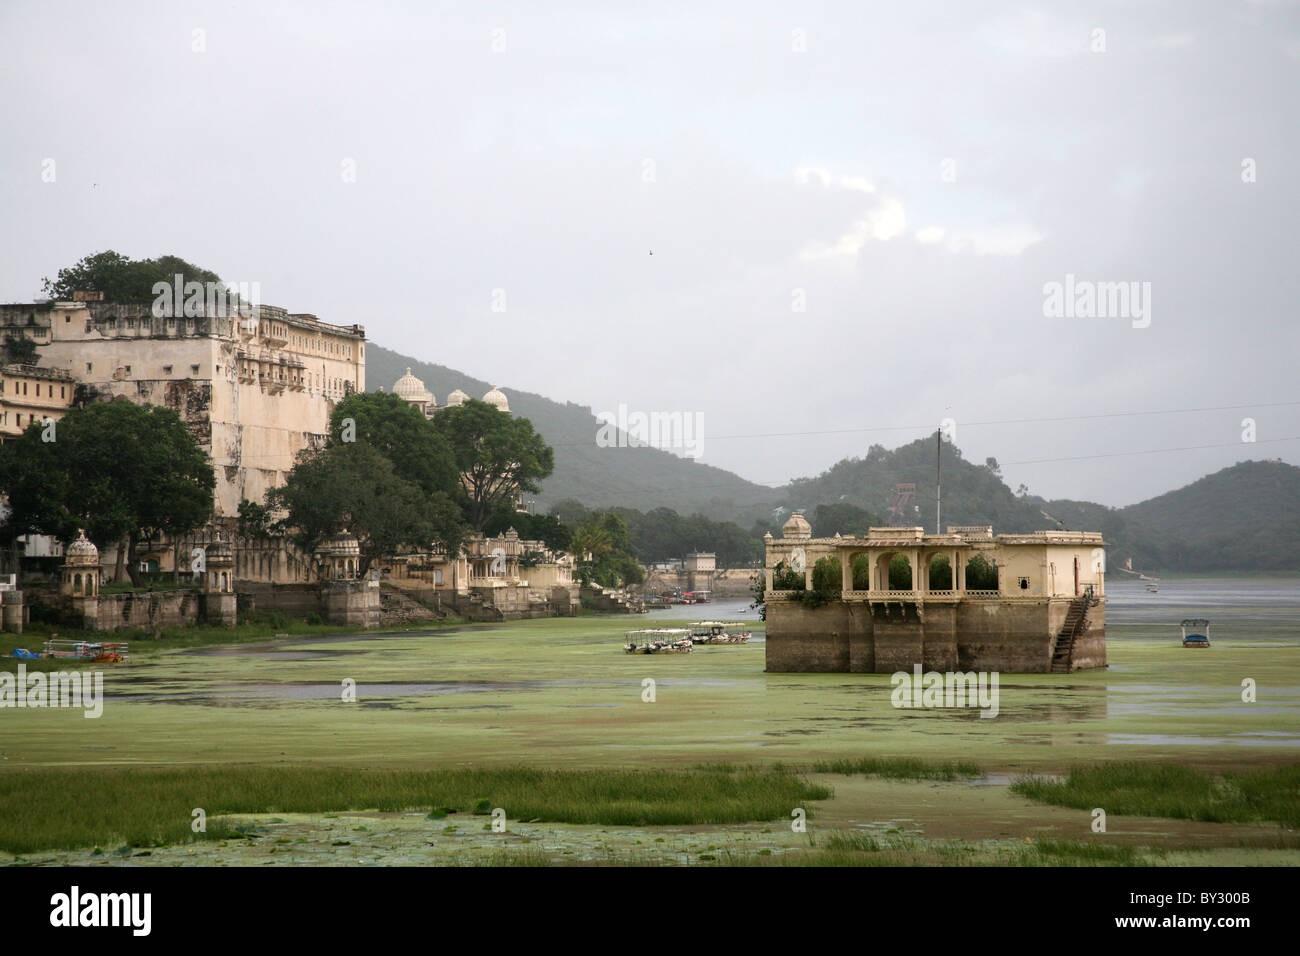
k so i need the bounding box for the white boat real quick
[687,621,752,644]
[624,628,694,654]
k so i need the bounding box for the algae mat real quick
[1,577,1297,774]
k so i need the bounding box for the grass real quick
[810,757,982,780]
[0,765,832,854]
[0,614,363,659]
[1012,762,1300,828]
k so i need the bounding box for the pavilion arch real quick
[876,551,914,591]
[922,551,953,590]
[964,553,999,591]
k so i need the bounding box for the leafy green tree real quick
[432,399,554,530]
[0,401,214,584]
[2,336,38,366]
[483,508,572,553]
[237,499,275,538]
[964,554,999,590]
[888,554,913,590]
[813,502,880,537]
[329,391,459,496]
[41,250,223,302]
[267,441,464,576]
[928,554,953,589]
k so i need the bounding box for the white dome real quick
[393,368,434,405]
[781,513,812,540]
[446,388,469,407]
[65,530,99,566]
[482,386,510,412]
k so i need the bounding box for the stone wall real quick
[643,567,757,598]
[765,596,1106,673]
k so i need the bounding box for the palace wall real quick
[765,597,1106,674]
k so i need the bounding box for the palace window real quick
[1019,577,1030,590]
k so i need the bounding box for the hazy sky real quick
[2,0,1297,507]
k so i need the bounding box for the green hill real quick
[365,343,775,518]
[367,345,1299,572]
[1118,460,1300,572]
[768,441,1300,572]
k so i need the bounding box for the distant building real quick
[0,299,366,516]
[390,367,509,417]
[764,516,1107,673]
[0,363,75,438]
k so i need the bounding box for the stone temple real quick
[763,514,1106,673]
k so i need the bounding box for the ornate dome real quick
[64,530,99,566]
[317,530,361,558]
[781,512,812,540]
[206,533,234,566]
[393,368,434,406]
[446,388,469,407]
[482,386,509,412]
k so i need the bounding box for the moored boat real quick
[687,621,752,644]
[624,628,694,654]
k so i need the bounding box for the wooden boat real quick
[687,621,752,644]
[624,628,694,654]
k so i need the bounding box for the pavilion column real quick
[765,568,774,591]
[804,560,814,591]
[953,549,962,593]
[841,552,854,594]
[909,550,919,594]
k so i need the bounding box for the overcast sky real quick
[2,0,1297,507]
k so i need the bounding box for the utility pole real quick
[936,427,942,535]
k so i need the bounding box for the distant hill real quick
[767,440,1300,572]
[367,344,1299,572]
[1118,460,1300,571]
[365,343,775,518]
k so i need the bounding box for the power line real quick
[548,399,1300,448]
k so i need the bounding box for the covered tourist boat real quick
[687,621,752,644]
[624,628,694,654]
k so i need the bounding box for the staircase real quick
[1051,592,1094,673]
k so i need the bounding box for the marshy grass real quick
[1012,762,1300,828]
[0,765,832,854]
[810,756,981,780]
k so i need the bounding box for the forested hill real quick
[365,343,775,518]
[1117,460,1300,571]
[771,440,1300,572]
[367,345,1299,572]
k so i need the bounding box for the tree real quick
[237,499,274,538]
[0,400,214,584]
[267,441,465,576]
[2,336,38,366]
[41,250,223,302]
[329,391,459,496]
[432,399,554,530]
[483,508,572,553]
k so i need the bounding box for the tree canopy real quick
[0,400,214,582]
[431,399,554,530]
[329,391,460,497]
[267,441,464,576]
[41,250,224,302]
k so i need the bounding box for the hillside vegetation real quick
[368,344,1299,572]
